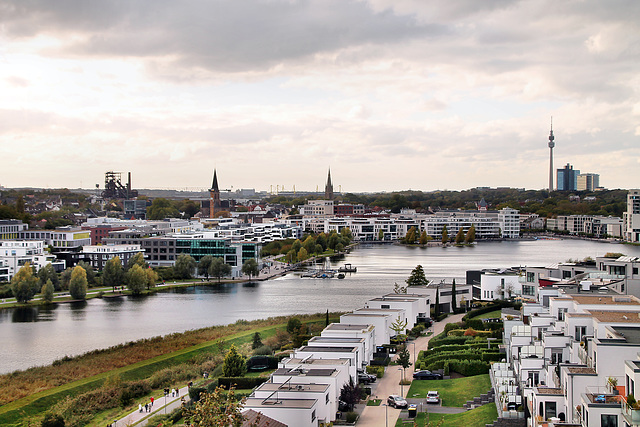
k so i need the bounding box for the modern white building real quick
[0,240,61,280]
[624,189,640,243]
[81,244,143,271]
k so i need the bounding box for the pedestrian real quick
[138,403,142,413]
[145,403,148,412]
[150,396,154,406]
[176,388,179,397]
[172,388,175,397]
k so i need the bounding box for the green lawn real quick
[406,374,491,407]
[395,403,497,427]
[471,309,502,319]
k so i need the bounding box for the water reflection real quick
[69,301,88,320]
[12,307,39,323]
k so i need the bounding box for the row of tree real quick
[260,229,353,263]
[402,225,476,245]
[10,253,261,304]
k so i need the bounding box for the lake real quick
[1,239,638,373]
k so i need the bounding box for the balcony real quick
[621,395,640,426]
[577,344,593,368]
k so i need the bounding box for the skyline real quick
[1,1,639,192]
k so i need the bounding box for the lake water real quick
[1,239,639,374]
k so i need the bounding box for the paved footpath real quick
[356,312,466,427]
[113,384,191,427]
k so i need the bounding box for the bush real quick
[448,359,489,376]
[189,386,207,402]
[464,319,484,330]
[253,345,273,355]
[366,365,385,378]
[444,322,463,335]
[370,356,390,366]
[345,411,358,423]
[428,336,470,349]
[218,376,268,390]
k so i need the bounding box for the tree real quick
[455,227,465,244]
[11,263,39,303]
[378,229,384,241]
[68,265,88,300]
[209,257,232,283]
[76,261,96,286]
[187,385,246,427]
[419,230,428,245]
[335,242,344,253]
[465,225,476,244]
[393,282,407,294]
[222,344,246,377]
[125,264,147,295]
[174,254,196,279]
[241,258,259,280]
[303,235,316,254]
[60,268,73,290]
[390,315,408,336]
[41,279,55,304]
[147,198,180,220]
[126,252,146,271]
[451,279,457,311]
[404,227,417,244]
[252,332,263,350]
[40,412,65,427]
[145,267,159,290]
[103,256,124,292]
[285,249,296,264]
[38,264,60,291]
[297,247,308,262]
[441,225,449,244]
[434,287,440,317]
[396,344,412,377]
[316,233,328,250]
[198,255,214,280]
[339,377,361,412]
[340,227,353,241]
[286,317,302,335]
[406,265,429,287]
[291,239,302,253]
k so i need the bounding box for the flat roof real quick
[535,387,564,395]
[324,323,374,331]
[609,326,640,344]
[355,308,403,312]
[308,337,364,343]
[587,310,640,324]
[570,295,640,305]
[256,383,329,393]
[370,297,418,302]
[284,357,350,366]
[273,368,337,377]
[245,397,316,409]
[341,312,391,318]
[297,345,357,353]
[567,367,596,375]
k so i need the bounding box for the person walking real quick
[150,396,154,407]
[138,403,142,413]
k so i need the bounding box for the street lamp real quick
[164,388,169,414]
[382,403,388,427]
[410,341,416,367]
[398,367,404,397]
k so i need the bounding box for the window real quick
[311,410,316,422]
[544,401,557,419]
[527,272,535,283]
[558,308,567,321]
[601,414,617,427]
[575,326,586,342]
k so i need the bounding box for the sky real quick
[1,0,639,194]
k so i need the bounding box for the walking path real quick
[356,312,466,427]
[113,384,191,427]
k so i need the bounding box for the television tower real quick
[548,117,555,191]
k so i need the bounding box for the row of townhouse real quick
[546,215,624,238]
[242,288,450,426]
[497,277,640,427]
[302,207,521,241]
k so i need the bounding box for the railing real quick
[621,395,640,426]
[577,345,593,368]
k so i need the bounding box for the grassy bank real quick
[406,375,491,407]
[396,403,497,427]
[0,313,336,425]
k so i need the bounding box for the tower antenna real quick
[548,116,555,192]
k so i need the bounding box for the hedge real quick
[448,359,490,376]
[428,336,470,349]
[463,301,521,321]
[218,377,268,390]
[366,366,385,378]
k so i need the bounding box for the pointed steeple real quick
[211,169,219,191]
[325,169,334,200]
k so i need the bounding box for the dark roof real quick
[243,409,287,427]
[211,169,219,191]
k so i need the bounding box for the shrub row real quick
[427,336,470,349]
[447,329,493,338]
[366,365,385,378]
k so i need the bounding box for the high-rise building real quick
[624,189,640,242]
[556,163,580,191]
[548,119,555,191]
[577,173,600,191]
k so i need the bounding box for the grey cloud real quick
[1,0,443,72]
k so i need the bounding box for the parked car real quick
[387,395,408,409]
[358,372,377,384]
[426,391,440,404]
[413,370,443,380]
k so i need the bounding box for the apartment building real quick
[624,190,640,243]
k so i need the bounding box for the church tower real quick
[325,169,334,200]
[209,169,221,218]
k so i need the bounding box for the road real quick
[356,312,466,427]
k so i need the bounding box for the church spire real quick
[325,169,334,200]
[211,169,219,191]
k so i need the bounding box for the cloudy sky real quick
[1,0,638,193]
